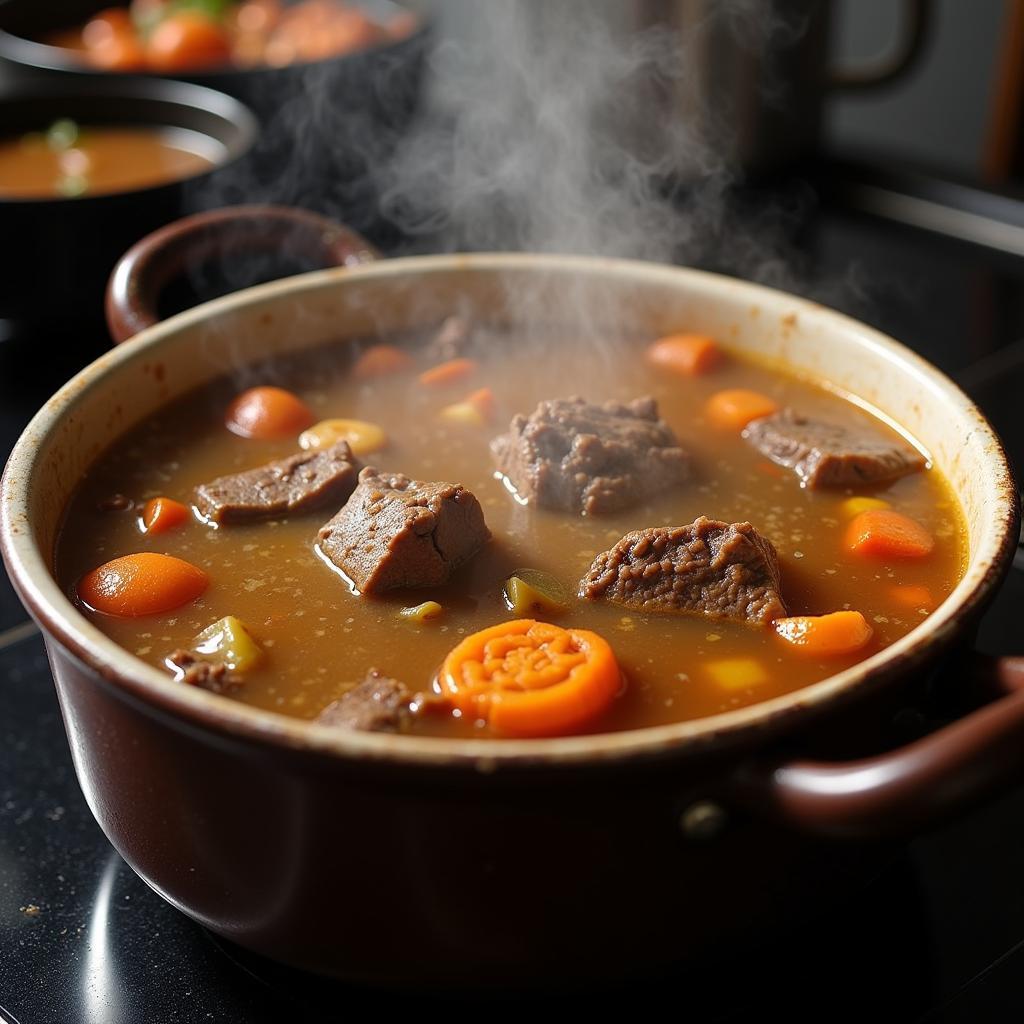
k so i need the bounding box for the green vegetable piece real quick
[503,569,570,616]
[46,119,79,152]
[400,601,444,622]
[194,615,263,672]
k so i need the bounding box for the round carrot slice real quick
[225,386,314,439]
[646,334,721,376]
[351,344,413,379]
[705,389,779,430]
[438,619,621,738]
[78,553,208,617]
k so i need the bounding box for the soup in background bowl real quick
[1,236,1020,985]
[0,79,255,337]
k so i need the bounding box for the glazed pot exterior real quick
[46,635,890,985]
[3,253,1019,982]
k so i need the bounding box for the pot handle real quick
[105,204,380,344]
[828,0,932,91]
[729,654,1024,838]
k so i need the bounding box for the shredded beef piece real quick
[742,408,925,488]
[317,670,412,733]
[195,440,359,524]
[167,650,240,694]
[579,516,787,625]
[317,467,490,594]
[490,395,689,514]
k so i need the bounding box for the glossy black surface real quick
[3,188,1024,1021]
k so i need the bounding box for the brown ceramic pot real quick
[2,208,1022,987]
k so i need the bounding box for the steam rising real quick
[382,1,727,260]
[380,0,809,271]
[188,0,863,371]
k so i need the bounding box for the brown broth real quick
[0,127,214,199]
[55,331,967,737]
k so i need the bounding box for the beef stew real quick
[56,323,966,739]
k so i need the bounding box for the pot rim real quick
[1,253,1019,769]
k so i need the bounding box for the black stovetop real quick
[3,178,1024,1023]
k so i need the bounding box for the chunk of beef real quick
[167,649,240,694]
[490,396,689,514]
[195,440,359,524]
[579,516,786,625]
[317,467,490,594]
[316,669,412,733]
[742,408,925,489]
[425,315,475,361]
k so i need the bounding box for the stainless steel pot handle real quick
[729,654,1024,838]
[105,205,379,344]
[828,0,932,91]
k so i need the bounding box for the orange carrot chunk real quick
[844,509,935,560]
[466,387,494,416]
[145,11,231,72]
[78,553,208,617]
[889,584,935,610]
[705,389,779,431]
[440,387,496,426]
[646,333,722,376]
[775,611,874,657]
[141,496,189,535]
[351,344,414,379]
[225,386,314,440]
[419,357,478,387]
[438,619,622,738]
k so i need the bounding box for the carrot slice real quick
[438,619,621,738]
[774,611,874,657]
[466,387,494,415]
[845,509,935,560]
[78,553,208,617]
[439,387,495,426]
[141,496,189,535]
[889,584,934,610]
[646,334,721,376]
[705,389,779,430]
[225,386,314,440]
[351,344,413,379]
[145,11,231,73]
[419,357,478,387]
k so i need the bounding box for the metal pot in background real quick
[429,0,932,181]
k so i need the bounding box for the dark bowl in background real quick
[0,0,431,237]
[0,79,257,349]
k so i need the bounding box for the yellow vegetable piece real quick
[400,601,444,622]
[298,418,387,456]
[439,401,485,426]
[503,570,570,617]
[194,615,263,672]
[705,657,769,690]
[840,496,890,518]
